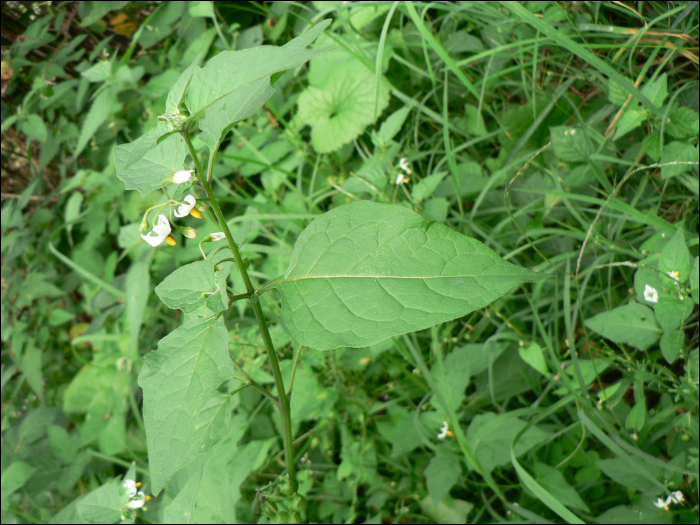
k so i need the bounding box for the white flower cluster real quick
[395,157,412,185]
[122,479,146,509]
[653,491,684,510]
[643,269,683,304]
[140,170,202,247]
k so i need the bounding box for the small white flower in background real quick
[174,195,197,218]
[396,173,406,185]
[667,270,680,281]
[668,491,684,504]
[437,420,449,439]
[128,491,146,509]
[643,284,658,303]
[141,214,173,247]
[122,478,147,509]
[653,497,666,509]
[653,491,685,510]
[399,157,412,174]
[172,170,194,184]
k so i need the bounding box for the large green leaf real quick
[74,480,123,524]
[185,20,330,148]
[155,260,217,313]
[425,445,461,505]
[584,303,661,351]
[273,201,546,350]
[138,317,234,495]
[165,52,204,117]
[466,412,551,473]
[114,121,189,195]
[297,58,390,153]
[114,21,330,195]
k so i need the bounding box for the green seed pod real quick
[243,257,250,269]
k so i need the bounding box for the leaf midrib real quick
[279,273,487,283]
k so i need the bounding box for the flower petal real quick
[174,195,196,218]
[141,214,172,247]
[122,479,137,498]
[173,170,194,184]
[128,491,146,509]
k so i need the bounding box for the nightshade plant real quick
[114,20,546,521]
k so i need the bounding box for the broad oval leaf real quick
[114,122,188,195]
[155,260,216,313]
[584,302,661,351]
[138,317,234,495]
[185,20,330,149]
[273,201,546,350]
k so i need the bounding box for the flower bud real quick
[182,227,197,239]
[172,170,195,184]
[205,232,226,242]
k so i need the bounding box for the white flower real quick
[437,421,449,439]
[399,157,412,174]
[668,491,684,504]
[141,214,172,247]
[172,170,194,184]
[122,479,137,498]
[182,227,197,239]
[128,491,146,509]
[654,491,685,510]
[174,195,197,217]
[396,173,405,185]
[667,270,680,281]
[643,284,658,303]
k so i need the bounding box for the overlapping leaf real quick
[114,20,330,195]
[185,20,330,149]
[114,121,188,195]
[273,201,546,350]
[155,260,217,313]
[138,317,234,495]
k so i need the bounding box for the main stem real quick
[183,132,298,493]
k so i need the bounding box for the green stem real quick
[182,131,298,493]
[287,344,304,400]
[87,449,150,475]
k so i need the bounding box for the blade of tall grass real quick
[499,1,663,118]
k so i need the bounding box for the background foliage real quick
[1,1,698,523]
